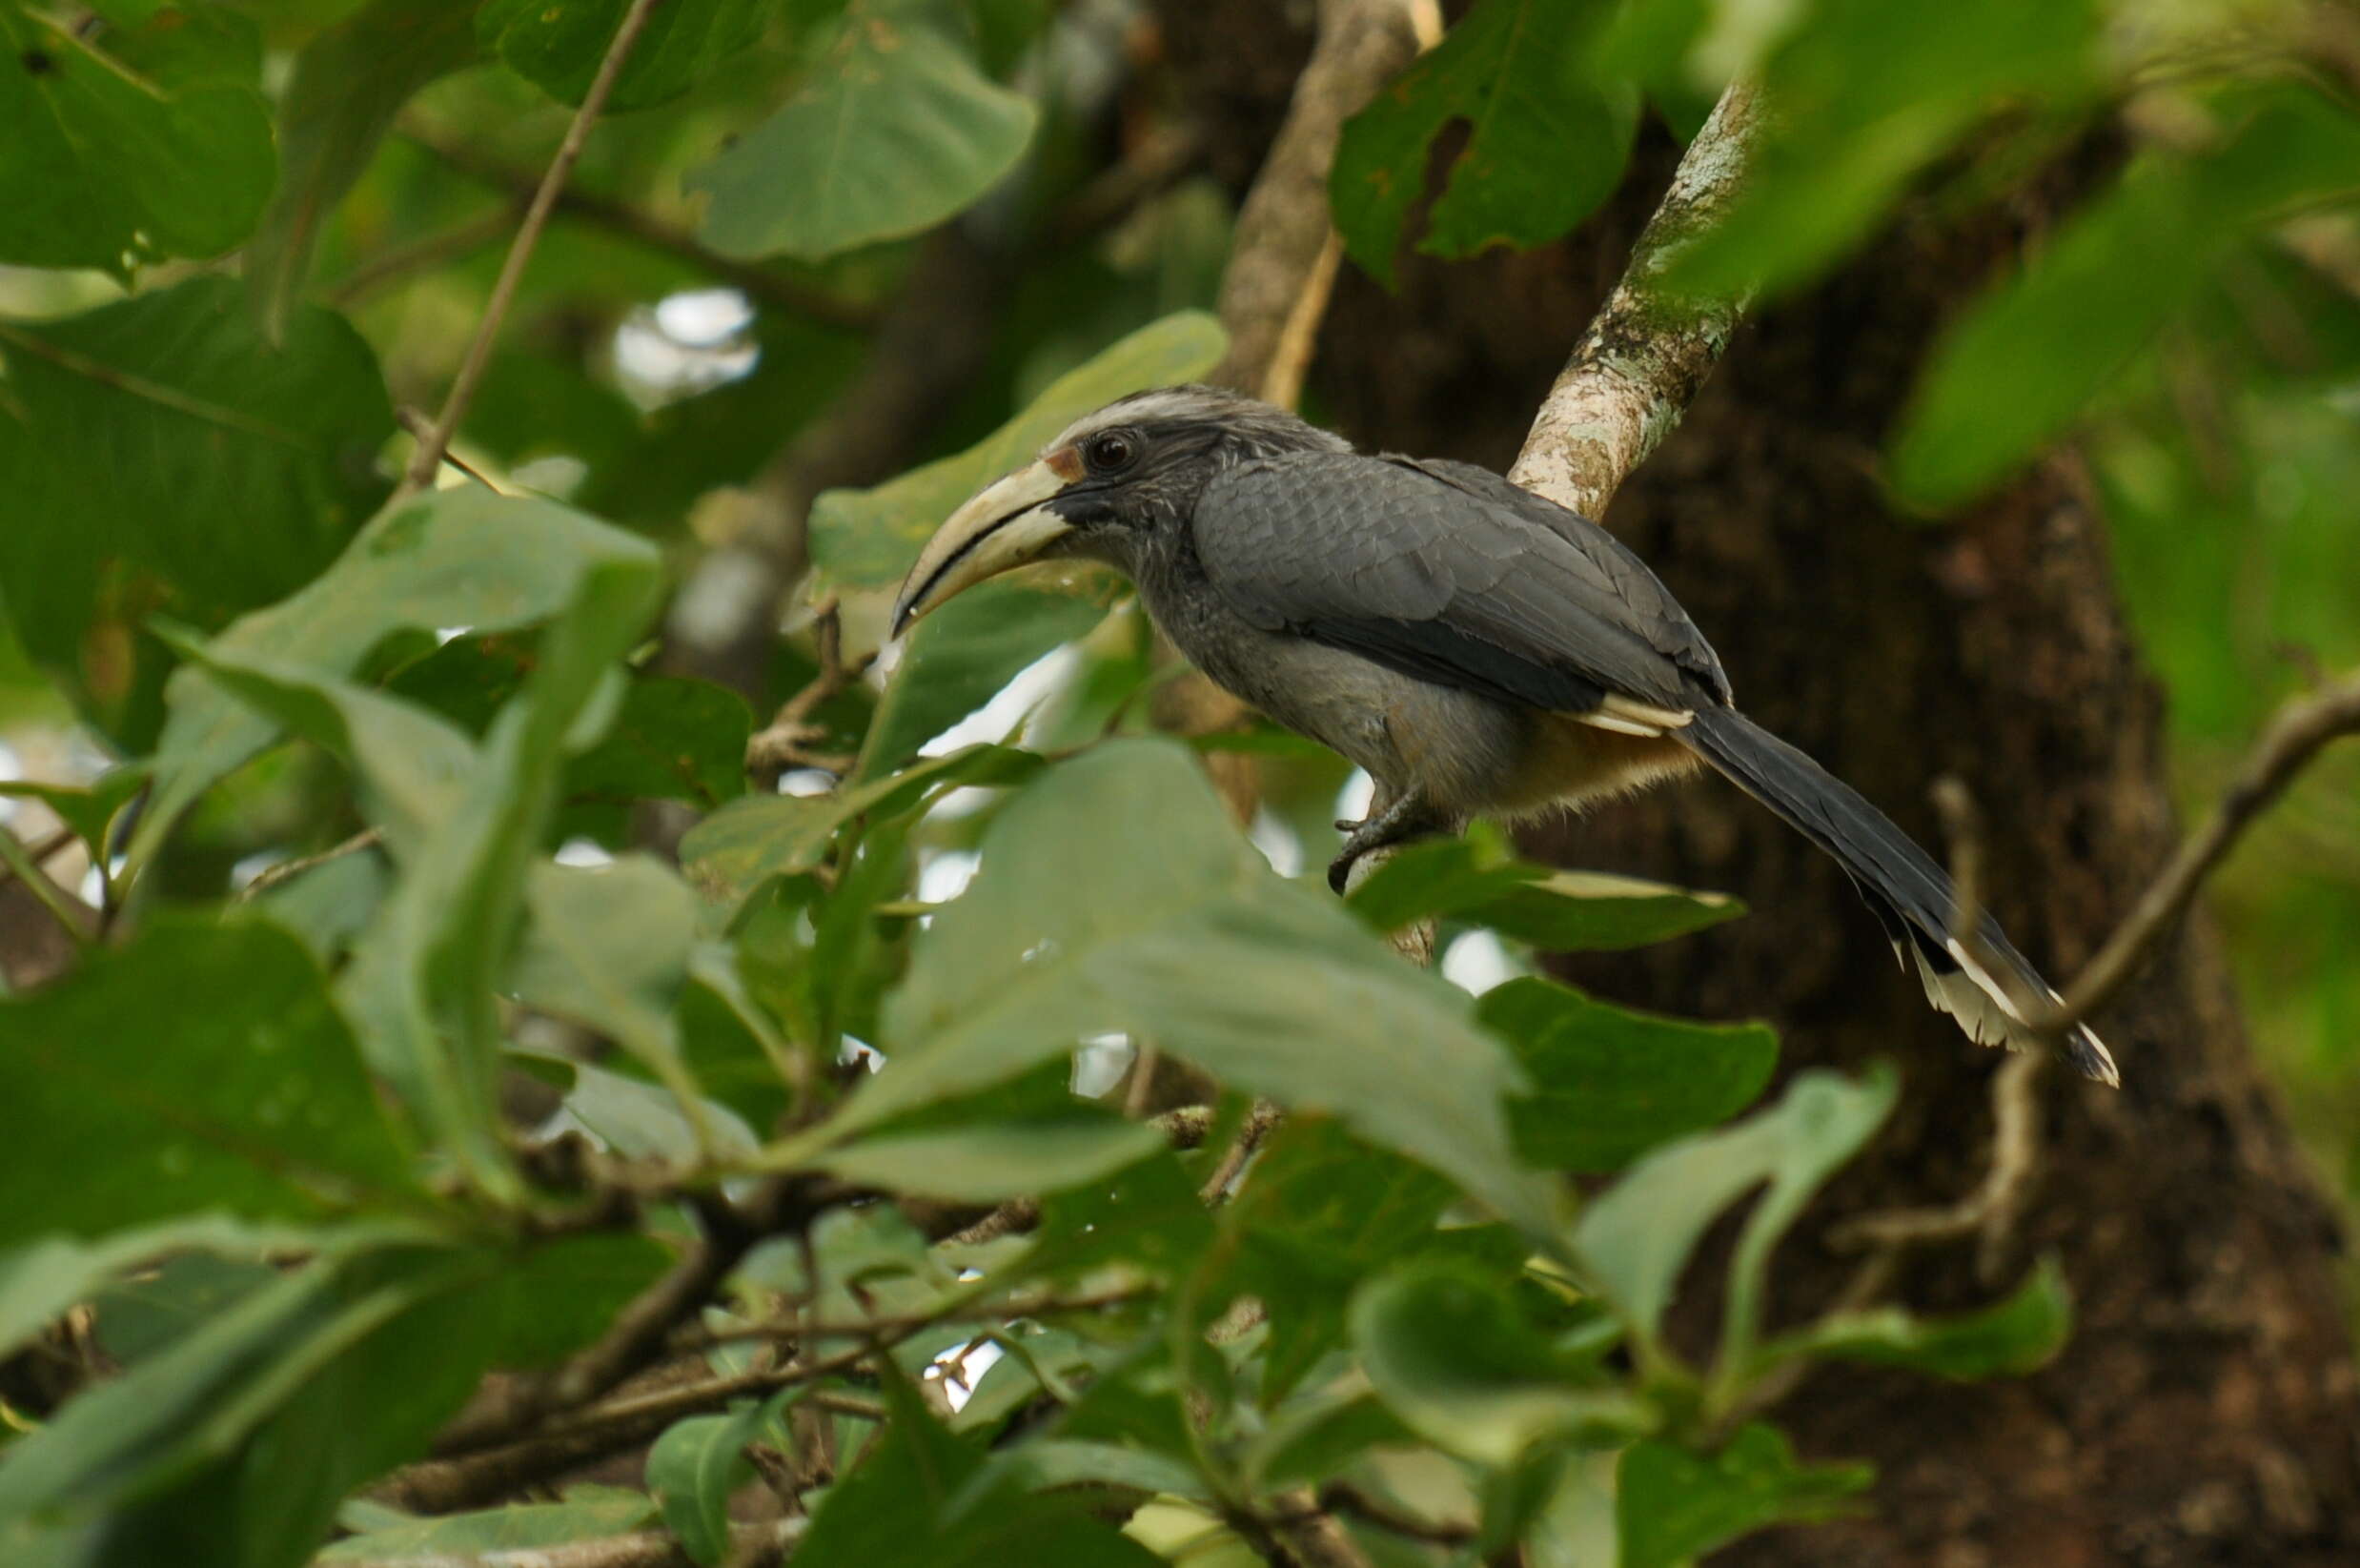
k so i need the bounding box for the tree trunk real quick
[1155,10,2360,1562]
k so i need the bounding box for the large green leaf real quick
[156,631,478,861]
[1617,1423,1871,1568]
[509,856,733,1156]
[0,1216,348,1361]
[316,1489,657,1560]
[1892,85,2360,507]
[0,917,419,1252]
[1480,977,1777,1172]
[0,277,394,745]
[1350,1259,1655,1467]
[821,1114,1166,1202]
[1757,1255,2072,1381]
[689,12,1038,260]
[793,1367,1167,1568]
[856,580,1109,780]
[1347,838,1743,951]
[646,1393,794,1566]
[1663,0,2098,301]
[479,0,769,111]
[1571,1069,1894,1358]
[808,310,1227,587]
[339,560,665,1199]
[129,486,660,872]
[0,1,275,272]
[1331,0,1637,288]
[245,0,480,335]
[807,740,1563,1241]
[680,743,1041,908]
[0,1233,663,1565]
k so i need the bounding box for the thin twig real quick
[1273,1482,1476,1548]
[394,409,499,490]
[0,825,75,895]
[0,825,94,948]
[328,208,519,308]
[1199,1099,1284,1203]
[235,827,386,903]
[399,0,668,495]
[2047,669,2360,1034]
[745,599,878,787]
[1269,1486,1381,1568]
[672,1283,1153,1353]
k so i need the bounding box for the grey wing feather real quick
[1193,451,1730,715]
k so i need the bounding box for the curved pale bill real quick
[890,456,1078,636]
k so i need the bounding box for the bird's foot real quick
[1327,794,1447,895]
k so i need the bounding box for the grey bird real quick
[891,385,2118,1086]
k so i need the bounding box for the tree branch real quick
[2048,668,2360,1034]
[400,0,667,495]
[1210,0,1437,403]
[1508,84,1762,518]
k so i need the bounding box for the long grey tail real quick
[1682,704,2118,1087]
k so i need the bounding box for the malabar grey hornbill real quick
[891,385,2119,1086]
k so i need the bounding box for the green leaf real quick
[689,13,1038,260]
[808,311,1227,587]
[0,917,419,1252]
[481,0,769,112]
[340,560,665,1200]
[1617,1422,1871,1568]
[244,0,480,335]
[793,1365,1167,1568]
[567,676,752,811]
[316,1491,657,1560]
[0,769,146,861]
[0,1233,663,1562]
[0,278,394,746]
[0,1,275,272]
[1892,85,2360,507]
[1218,1118,1456,1401]
[1571,1068,1895,1358]
[1759,1255,2072,1381]
[1331,0,1637,288]
[1663,0,2099,301]
[1347,838,1742,950]
[130,486,659,873]
[0,1216,341,1360]
[1480,977,1776,1172]
[646,1392,792,1567]
[510,855,734,1156]
[156,632,478,860]
[856,581,1109,780]
[817,740,1563,1242]
[1350,1259,1656,1467]
[822,1115,1167,1202]
[680,743,1042,908]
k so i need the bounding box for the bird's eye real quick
[1084,432,1137,471]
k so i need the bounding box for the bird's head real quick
[890,385,1347,636]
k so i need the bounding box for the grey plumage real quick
[892,385,2120,1086]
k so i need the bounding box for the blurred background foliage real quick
[1,0,2358,1561]
[4,0,2354,1215]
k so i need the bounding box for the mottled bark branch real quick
[1508,84,1761,516]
